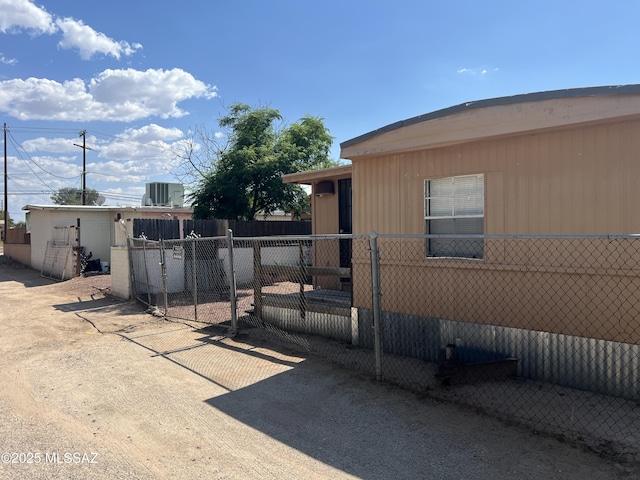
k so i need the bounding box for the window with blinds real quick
[425,174,484,258]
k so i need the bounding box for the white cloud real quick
[0,0,141,61]
[86,159,150,183]
[457,67,499,76]
[55,17,142,60]
[17,124,189,186]
[22,136,81,153]
[115,124,184,144]
[0,68,217,121]
[98,127,182,167]
[7,122,189,215]
[0,0,55,34]
[0,53,17,65]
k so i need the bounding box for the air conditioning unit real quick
[142,183,185,207]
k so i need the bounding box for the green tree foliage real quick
[190,103,336,220]
[0,211,23,228]
[50,187,100,206]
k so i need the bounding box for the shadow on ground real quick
[0,262,57,287]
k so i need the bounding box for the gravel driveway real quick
[0,261,637,479]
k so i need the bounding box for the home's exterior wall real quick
[349,118,640,343]
[309,174,351,290]
[30,210,114,271]
[310,176,349,235]
[352,118,640,236]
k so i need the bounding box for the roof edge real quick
[23,204,193,212]
[340,84,640,150]
[282,164,352,184]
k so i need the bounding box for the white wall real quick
[219,245,311,287]
[30,210,115,271]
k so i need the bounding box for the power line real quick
[5,126,81,134]
[3,124,187,214]
[7,130,81,180]
[6,132,52,191]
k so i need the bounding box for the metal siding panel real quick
[374,310,640,399]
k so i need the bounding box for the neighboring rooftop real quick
[23,204,193,213]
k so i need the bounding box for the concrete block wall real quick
[3,244,31,266]
[110,246,131,299]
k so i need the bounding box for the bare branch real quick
[165,124,229,186]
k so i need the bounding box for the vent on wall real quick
[315,180,335,197]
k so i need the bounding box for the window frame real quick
[424,173,485,259]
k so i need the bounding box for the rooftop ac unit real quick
[142,183,185,207]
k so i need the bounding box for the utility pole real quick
[73,130,93,205]
[3,123,7,244]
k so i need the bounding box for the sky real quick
[2,0,640,221]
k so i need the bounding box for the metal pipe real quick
[192,239,198,322]
[227,229,238,334]
[142,240,152,307]
[160,239,168,317]
[299,240,306,324]
[369,231,383,381]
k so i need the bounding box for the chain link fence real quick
[239,235,376,377]
[128,234,236,327]
[128,231,640,460]
[369,233,640,459]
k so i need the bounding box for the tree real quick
[51,187,100,206]
[0,211,24,228]
[168,124,229,187]
[189,103,337,220]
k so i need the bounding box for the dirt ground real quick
[0,260,638,480]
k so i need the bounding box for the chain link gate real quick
[128,231,238,331]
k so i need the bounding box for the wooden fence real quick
[4,226,30,244]
[133,219,180,240]
[133,218,312,241]
[184,219,311,238]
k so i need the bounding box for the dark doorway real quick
[338,178,352,272]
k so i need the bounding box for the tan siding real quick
[307,174,351,290]
[353,118,640,235]
[312,186,339,235]
[485,171,504,234]
[308,173,352,236]
[350,118,640,342]
[625,125,640,232]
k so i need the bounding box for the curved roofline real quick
[340,84,640,150]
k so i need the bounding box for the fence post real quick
[126,237,137,301]
[253,240,262,321]
[142,239,152,307]
[160,239,168,317]
[192,238,198,322]
[227,229,238,334]
[369,231,383,382]
[299,240,306,323]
